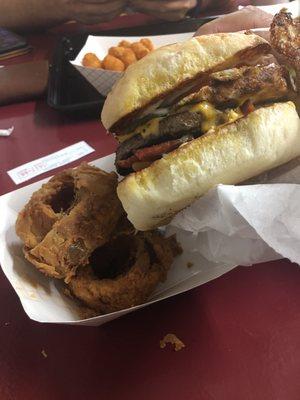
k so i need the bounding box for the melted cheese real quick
[118,101,244,143]
[140,118,161,139]
[226,108,243,123]
[189,101,217,119]
[190,102,243,132]
[118,118,161,143]
[118,131,136,143]
[189,101,217,132]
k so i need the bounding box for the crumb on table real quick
[160,333,185,351]
[186,261,194,268]
[41,349,48,358]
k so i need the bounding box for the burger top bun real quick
[101,32,270,133]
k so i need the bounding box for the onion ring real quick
[16,163,124,282]
[67,232,182,314]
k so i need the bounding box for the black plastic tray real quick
[47,17,213,115]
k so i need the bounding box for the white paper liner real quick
[1,154,300,326]
[70,33,192,96]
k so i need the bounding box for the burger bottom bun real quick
[117,102,300,231]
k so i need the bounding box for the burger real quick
[101,27,300,231]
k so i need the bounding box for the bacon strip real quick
[135,139,183,161]
[117,138,188,169]
[240,100,255,115]
[117,154,139,169]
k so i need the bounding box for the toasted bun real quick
[101,32,270,132]
[117,102,300,231]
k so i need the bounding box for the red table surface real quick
[1,18,300,400]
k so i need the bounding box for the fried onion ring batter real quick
[67,232,182,314]
[16,163,124,282]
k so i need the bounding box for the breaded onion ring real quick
[67,232,182,314]
[16,163,124,282]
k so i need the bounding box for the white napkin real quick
[167,159,300,269]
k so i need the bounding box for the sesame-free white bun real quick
[101,32,269,131]
[117,102,300,231]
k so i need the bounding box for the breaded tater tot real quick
[118,40,132,48]
[109,46,126,58]
[140,38,154,51]
[109,46,137,67]
[82,53,102,69]
[121,48,137,67]
[131,42,150,60]
[102,55,125,71]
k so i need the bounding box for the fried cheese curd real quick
[16,162,182,314]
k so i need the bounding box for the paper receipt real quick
[7,141,95,184]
